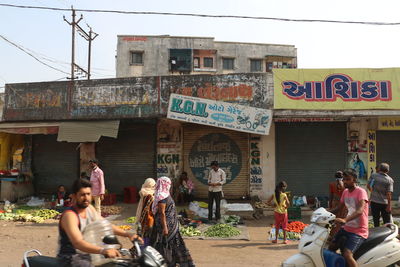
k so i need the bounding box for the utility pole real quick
[64,7,98,80]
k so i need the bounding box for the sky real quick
[1,0,400,90]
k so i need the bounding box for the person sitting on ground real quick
[177,172,195,204]
[56,185,72,207]
[329,168,369,267]
[57,178,141,267]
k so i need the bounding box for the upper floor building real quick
[116,35,297,77]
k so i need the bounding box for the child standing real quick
[267,181,289,244]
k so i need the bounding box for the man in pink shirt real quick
[329,168,369,267]
[89,159,105,214]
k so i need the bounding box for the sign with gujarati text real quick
[167,93,272,135]
[273,68,400,109]
[189,133,242,185]
[367,130,376,181]
[249,137,263,194]
[378,117,400,130]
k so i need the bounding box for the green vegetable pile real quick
[204,223,241,238]
[32,209,60,220]
[180,226,201,237]
[126,216,137,223]
[223,215,240,225]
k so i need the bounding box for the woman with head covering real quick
[136,178,156,243]
[151,176,195,267]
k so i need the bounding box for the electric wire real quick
[0,3,400,26]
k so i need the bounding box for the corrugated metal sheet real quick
[96,121,156,195]
[32,134,79,194]
[57,120,120,142]
[377,131,400,198]
[183,124,249,199]
[276,122,346,197]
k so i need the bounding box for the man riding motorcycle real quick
[58,178,140,267]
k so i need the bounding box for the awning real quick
[0,120,120,142]
[57,120,120,142]
[0,122,59,134]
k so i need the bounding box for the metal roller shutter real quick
[32,135,79,194]
[183,124,249,199]
[276,122,346,197]
[376,131,400,198]
[96,121,156,195]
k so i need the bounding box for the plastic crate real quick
[101,193,116,206]
[288,206,302,220]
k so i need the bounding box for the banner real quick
[367,130,376,181]
[273,68,400,109]
[167,93,272,135]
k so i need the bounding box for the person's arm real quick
[208,171,213,186]
[219,170,226,185]
[266,195,274,206]
[61,211,121,258]
[284,194,290,208]
[99,170,105,200]
[330,201,345,215]
[336,199,366,224]
[158,202,168,236]
[386,179,394,213]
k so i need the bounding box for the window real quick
[130,51,143,65]
[203,57,214,68]
[193,57,200,68]
[250,59,262,72]
[223,58,234,70]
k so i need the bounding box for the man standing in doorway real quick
[370,162,394,227]
[89,159,105,214]
[208,161,226,222]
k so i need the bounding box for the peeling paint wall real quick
[4,73,271,121]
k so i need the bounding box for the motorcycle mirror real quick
[102,235,120,245]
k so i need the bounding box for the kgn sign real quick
[167,93,272,135]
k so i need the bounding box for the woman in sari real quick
[151,176,195,267]
[136,178,156,244]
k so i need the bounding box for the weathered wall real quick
[4,73,271,121]
[116,35,297,78]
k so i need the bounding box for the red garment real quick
[274,211,288,231]
[329,181,344,198]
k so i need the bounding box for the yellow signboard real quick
[367,130,376,180]
[273,68,400,109]
[378,117,400,130]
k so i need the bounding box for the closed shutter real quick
[377,131,400,198]
[276,122,346,197]
[183,124,249,199]
[32,135,79,194]
[96,121,156,195]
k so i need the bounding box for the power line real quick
[1,3,400,26]
[0,34,70,75]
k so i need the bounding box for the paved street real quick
[0,203,299,267]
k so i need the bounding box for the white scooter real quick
[282,207,400,267]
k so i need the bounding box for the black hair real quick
[89,159,99,164]
[211,161,219,167]
[343,168,357,180]
[72,178,91,194]
[335,171,343,179]
[275,181,287,204]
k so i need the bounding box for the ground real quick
[0,203,299,267]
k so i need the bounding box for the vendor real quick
[177,172,195,204]
[56,185,72,206]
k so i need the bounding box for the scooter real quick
[22,235,166,267]
[282,207,400,267]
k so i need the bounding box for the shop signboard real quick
[274,68,400,110]
[378,117,400,130]
[167,93,272,135]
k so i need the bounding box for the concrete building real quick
[116,35,297,77]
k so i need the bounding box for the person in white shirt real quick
[208,161,226,222]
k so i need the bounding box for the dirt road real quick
[0,204,298,267]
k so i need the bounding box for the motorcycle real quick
[282,207,400,267]
[22,234,166,267]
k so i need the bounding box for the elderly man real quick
[370,162,394,227]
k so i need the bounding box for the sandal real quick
[272,240,278,243]
[283,240,289,244]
